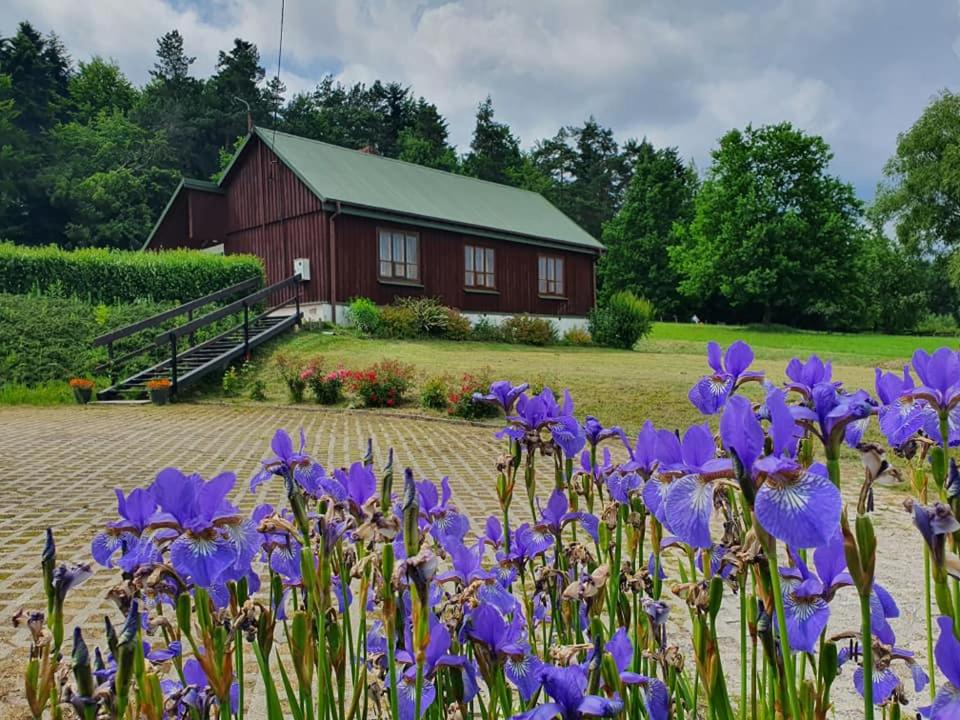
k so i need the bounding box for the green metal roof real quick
[182,177,224,193]
[253,128,602,252]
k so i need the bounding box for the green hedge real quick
[0,292,251,388]
[0,244,264,305]
[0,293,170,386]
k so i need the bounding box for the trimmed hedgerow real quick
[0,292,171,386]
[0,243,264,305]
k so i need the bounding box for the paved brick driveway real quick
[0,403,934,718]
[0,403,511,714]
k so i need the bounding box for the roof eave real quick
[142,178,186,251]
[325,201,602,255]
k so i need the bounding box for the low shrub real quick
[501,314,557,346]
[447,369,499,420]
[916,312,959,337]
[274,353,306,402]
[396,296,449,336]
[345,359,415,407]
[443,308,473,341]
[248,379,268,402]
[420,373,453,411]
[378,305,418,339]
[471,316,504,342]
[589,291,653,350]
[347,297,381,335]
[303,359,346,405]
[0,292,172,387]
[222,366,242,397]
[563,325,592,346]
[0,243,264,305]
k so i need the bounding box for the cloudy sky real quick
[3,0,958,198]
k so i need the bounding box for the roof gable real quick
[250,128,602,252]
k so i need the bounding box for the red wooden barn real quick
[144,127,603,327]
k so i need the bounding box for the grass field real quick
[198,322,957,433]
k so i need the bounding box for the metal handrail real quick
[154,274,301,345]
[92,277,260,347]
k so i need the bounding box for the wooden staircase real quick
[94,275,302,401]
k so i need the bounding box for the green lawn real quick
[200,322,958,434]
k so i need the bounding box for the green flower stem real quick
[414,661,425,720]
[739,577,747,720]
[826,455,841,488]
[859,591,875,720]
[925,545,936,701]
[766,539,801,720]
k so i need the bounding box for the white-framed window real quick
[538,254,564,296]
[464,245,495,289]
[378,229,419,281]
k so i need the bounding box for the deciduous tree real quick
[670,122,863,328]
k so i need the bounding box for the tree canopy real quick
[670,123,865,327]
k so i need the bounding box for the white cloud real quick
[2,0,958,196]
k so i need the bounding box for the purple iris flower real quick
[512,664,623,720]
[660,424,733,548]
[466,604,526,657]
[622,420,659,478]
[436,539,493,585]
[912,501,960,573]
[874,366,932,448]
[474,380,529,414]
[484,516,504,548]
[581,447,614,481]
[792,383,875,454]
[907,348,960,413]
[329,462,377,515]
[394,620,478,720]
[91,487,157,569]
[688,340,763,415]
[293,462,341,501]
[920,616,960,718]
[537,490,590,537]
[605,627,669,720]
[250,429,310,491]
[584,416,625,448]
[149,468,251,587]
[606,471,641,505]
[777,534,851,653]
[498,389,586,458]
[179,657,239,714]
[785,355,834,399]
[839,642,928,707]
[722,391,842,549]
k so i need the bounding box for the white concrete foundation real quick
[282,302,589,334]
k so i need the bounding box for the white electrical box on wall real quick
[293,258,311,281]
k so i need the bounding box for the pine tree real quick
[463,96,522,185]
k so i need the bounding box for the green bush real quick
[396,296,449,336]
[443,308,473,341]
[347,297,381,335]
[0,292,172,387]
[589,291,653,349]
[420,373,452,411]
[448,369,500,420]
[916,312,959,337]
[378,305,419,339]
[274,353,306,402]
[0,243,264,304]
[562,325,593,346]
[248,379,268,402]
[500,315,558,346]
[345,359,415,407]
[302,358,345,405]
[471,317,504,342]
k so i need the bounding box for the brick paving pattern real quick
[0,403,934,718]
